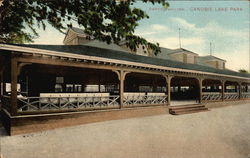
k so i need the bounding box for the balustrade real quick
[224,92,239,100]
[1,95,11,112]
[123,92,167,107]
[201,92,222,101]
[17,95,120,112]
[241,92,250,99]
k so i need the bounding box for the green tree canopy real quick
[0,0,169,55]
[238,69,249,74]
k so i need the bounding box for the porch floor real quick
[170,100,198,106]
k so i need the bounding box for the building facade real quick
[0,28,249,135]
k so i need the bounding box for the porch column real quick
[198,78,203,103]
[10,56,18,116]
[238,82,242,100]
[163,75,172,106]
[221,80,225,101]
[0,66,3,96]
[113,70,130,109]
[0,56,4,96]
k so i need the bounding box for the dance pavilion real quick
[0,28,250,135]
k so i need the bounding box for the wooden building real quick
[0,29,250,135]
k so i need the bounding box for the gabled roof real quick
[63,27,129,53]
[155,47,176,60]
[82,40,129,53]
[71,27,86,35]
[168,48,198,55]
[2,44,249,78]
[199,55,226,62]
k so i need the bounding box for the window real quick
[55,84,63,92]
[74,84,82,92]
[5,83,21,93]
[139,86,153,92]
[56,77,64,83]
[84,85,99,92]
[66,84,74,92]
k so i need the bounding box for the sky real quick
[32,1,250,72]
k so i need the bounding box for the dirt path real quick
[0,102,249,158]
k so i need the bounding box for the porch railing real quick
[1,95,11,112]
[241,92,250,99]
[123,93,167,107]
[224,92,239,100]
[17,95,120,112]
[201,92,222,101]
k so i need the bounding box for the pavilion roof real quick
[1,44,250,78]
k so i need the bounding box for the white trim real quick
[0,44,249,81]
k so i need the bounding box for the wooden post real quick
[0,56,4,96]
[11,56,18,116]
[238,82,242,100]
[198,78,203,103]
[113,70,130,109]
[221,80,225,101]
[119,71,124,108]
[0,67,3,96]
[163,75,172,106]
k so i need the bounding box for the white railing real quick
[241,92,250,99]
[123,92,167,106]
[224,93,239,100]
[17,94,120,112]
[202,92,222,101]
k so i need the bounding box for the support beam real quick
[0,56,5,96]
[0,65,4,96]
[163,75,172,106]
[238,82,242,100]
[221,80,225,101]
[113,70,130,109]
[11,56,18,116]
[198,78,203,103]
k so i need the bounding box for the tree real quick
[238,69,249,74]
[0,0,169,55]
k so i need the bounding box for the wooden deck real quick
[1,105,168,136]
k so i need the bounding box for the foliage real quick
[0,0,169,54]
[238,69,249,74]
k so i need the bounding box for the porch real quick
[0,44,249,135]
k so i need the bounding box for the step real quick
[169,104,209,115]
[170,105,205,110]
[170,103,203,108]
[169,106,207,112]
[170,108,209,115]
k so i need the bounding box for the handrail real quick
[17,95,120,112]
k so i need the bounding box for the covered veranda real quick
[0,44,250,135]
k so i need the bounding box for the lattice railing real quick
[1,95,11,112]
[224,93,239,100]
[123,93,167,106]
[201,92,222,101]
[17,95,120,112]
[241,92,250,99]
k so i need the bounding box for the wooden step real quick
[170,106,207,112]
[170,108,209,115]
[169,104,209,115]
[170,104,205,110]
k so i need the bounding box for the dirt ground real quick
[0,102,249,158]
